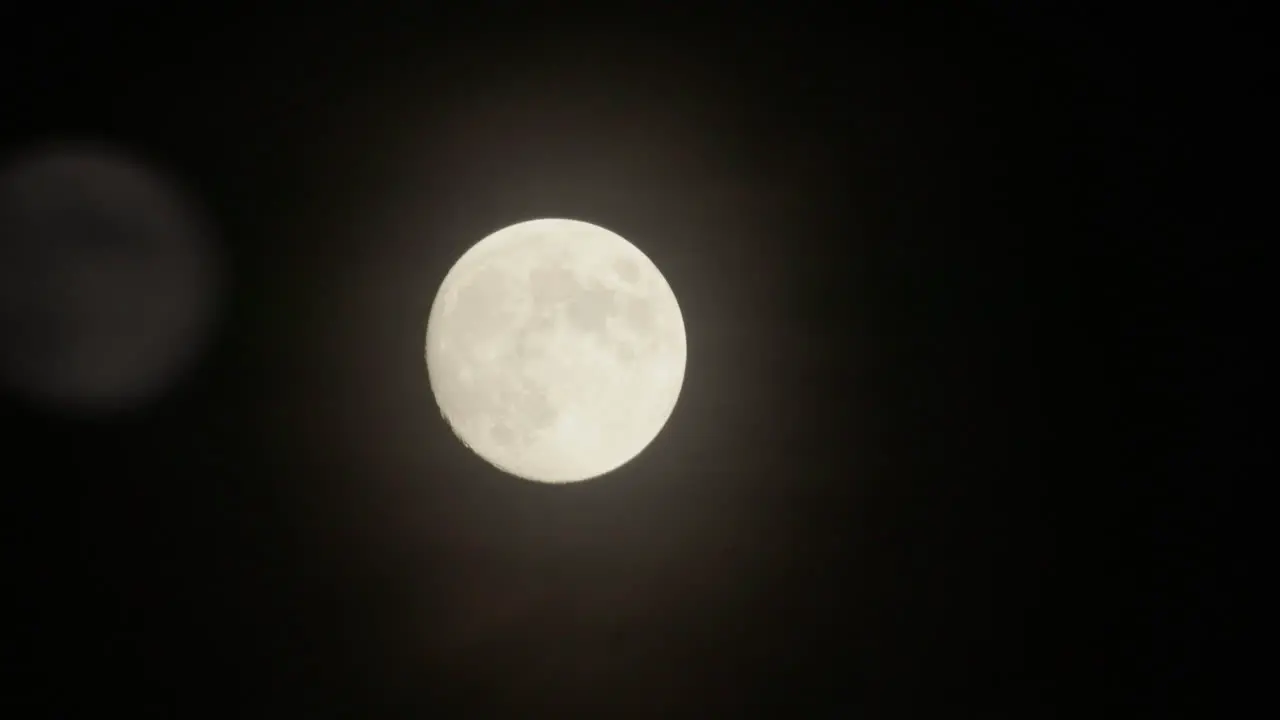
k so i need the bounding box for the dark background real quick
[1,4,1239,716]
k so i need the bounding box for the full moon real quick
[425,218,686,484]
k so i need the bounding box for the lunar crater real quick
[564,283,618,337]
[613,258,639,284]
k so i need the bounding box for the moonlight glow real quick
[425,218,686,484]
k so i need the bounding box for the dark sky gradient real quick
[2,5,1231,716]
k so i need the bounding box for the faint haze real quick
[0,140,221,414]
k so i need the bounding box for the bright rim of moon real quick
[425,218,686,484]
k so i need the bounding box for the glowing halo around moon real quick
[424,218,686,484]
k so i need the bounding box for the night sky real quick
[2,5,1233,716]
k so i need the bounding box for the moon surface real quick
[0,143,218,412]
[425,218,686,484]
